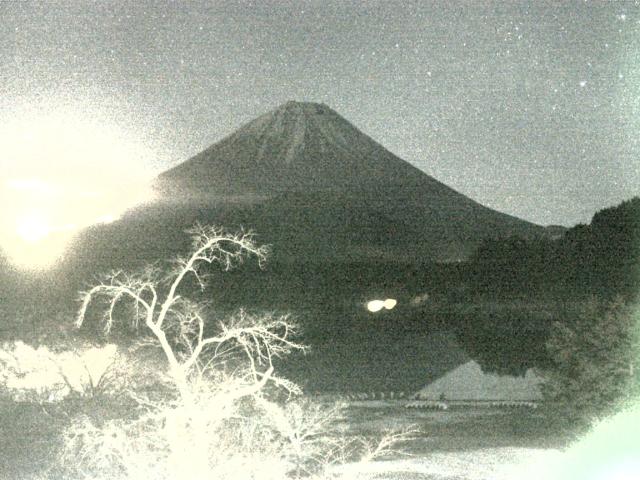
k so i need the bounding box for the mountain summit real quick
[157,101,445,197]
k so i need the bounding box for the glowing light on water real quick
[366,298,397,312]
[383,298,397,310]
[367,300,385,312]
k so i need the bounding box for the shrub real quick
[0,340,123,402]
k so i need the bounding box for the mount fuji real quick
[149,101,547,264]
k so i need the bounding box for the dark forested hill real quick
[468,196,640,299]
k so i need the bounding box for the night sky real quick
[2,1,639,226]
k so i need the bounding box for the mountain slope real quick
[153,101,547,262]
[156,101,436,196]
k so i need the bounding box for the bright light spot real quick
[383,298,397,310]
[366,298,397,312]
[3,205,77,269]
[367,300,385,313]
[16,212,51,244]
[0,106,157,269]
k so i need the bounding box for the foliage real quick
[460,197,640,378]
[0,339,124,402]
[469,196,640,299]
[58,394,413,480]
[60,224,412,480]
[539,297,640,426]
[452,301,554,376]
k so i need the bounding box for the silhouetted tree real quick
[539,297,640,424]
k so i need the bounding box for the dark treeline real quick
[467,197,640,300]
[453,197,640,385]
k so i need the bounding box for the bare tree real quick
[71,225,315,478]
[76,224,303,402]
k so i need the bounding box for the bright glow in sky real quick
[0,107,156,269]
